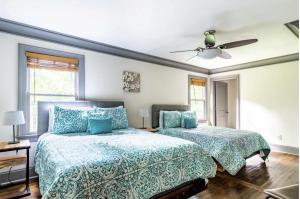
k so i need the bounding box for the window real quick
[189,76,207,121]
[19,44,85,136]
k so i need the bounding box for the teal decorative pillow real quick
[93,107,128,129]
[52,106,89,134]
[163,111,181,128]
[88,117,112,134]
[181,111,198,127]
[184,118,197,129]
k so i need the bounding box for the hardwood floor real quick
[0,152,298,199]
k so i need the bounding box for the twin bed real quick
[34,101,270,199]
[152,104,270,175]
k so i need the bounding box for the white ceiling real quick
[0,0,298,69]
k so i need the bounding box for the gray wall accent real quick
[210,53,299,74]
[270,144,299,155]
[18,44,85,135]
[0,17,209,74]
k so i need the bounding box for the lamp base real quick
[8,140,20,145]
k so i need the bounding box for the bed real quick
[152,104,271,176]
[34,101,217,199]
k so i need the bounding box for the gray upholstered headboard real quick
[152,104,190,128]
[37,100,124,135]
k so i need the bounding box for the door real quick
[215,81,228,127]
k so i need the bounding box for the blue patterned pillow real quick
[88,117,112,134]
[52,106,89,134]
[163,111,181,128]
[181,111,198,127]
[184,118,197,129]
[93,107,128,129]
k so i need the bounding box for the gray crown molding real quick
[285,20,299,38]
[0,17,209,74]
[0,18,298,75]
[210,53,299,74]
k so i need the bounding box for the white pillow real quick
[159,111,164,128]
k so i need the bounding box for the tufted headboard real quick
[151,104,190,128]
[37,100,124,135]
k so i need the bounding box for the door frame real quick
[210,74,240,129]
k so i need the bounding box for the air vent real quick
[285,20,299,38]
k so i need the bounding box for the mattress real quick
[35,128,216,199]
[159,126,270,175]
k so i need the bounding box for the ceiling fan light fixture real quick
[198,48,221,59]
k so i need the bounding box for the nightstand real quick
[0,140,31,198]
[140,128,159,133]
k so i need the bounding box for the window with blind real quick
[189,76,207,121]
[18,44,85,136]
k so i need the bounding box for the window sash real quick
[28,93,76,134]
[18,44,85,136]
[188,76,207,121]
[27,68,77,134]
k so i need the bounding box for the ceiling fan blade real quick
[170,49,197,53]
[218,50,232,59]
[218,39,258,49]
[186,54,198,61]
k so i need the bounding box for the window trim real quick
[18,44,85,136]
[188,75,208,122]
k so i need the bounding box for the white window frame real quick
[188,75,208,122]
[18,44,85,137]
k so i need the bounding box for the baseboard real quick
[0,167,37,184]
[270,144,299,155]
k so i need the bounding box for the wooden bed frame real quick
[37,101,208,198]
[151,178,207,199]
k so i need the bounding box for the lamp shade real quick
[198,48,221,59]
[2,111,25,125]
[138,108,149,118]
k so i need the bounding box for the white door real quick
[215,82,228,127]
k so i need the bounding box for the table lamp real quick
[138,108,149,129]
[2,111,25,144]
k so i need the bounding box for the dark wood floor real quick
[0,152,298,199]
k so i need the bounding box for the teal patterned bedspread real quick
[35,128,216,199]
[159,127,270,175]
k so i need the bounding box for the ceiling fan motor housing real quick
[204,30,216,48]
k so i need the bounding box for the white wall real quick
[0,30,298,149]
[210,61,299,147]
[0,31,207,141]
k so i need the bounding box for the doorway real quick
[211,75,240,129]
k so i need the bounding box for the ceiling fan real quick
[170,30,258,60]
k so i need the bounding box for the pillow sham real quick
[181,111,198,128]
[93,106,128,129]
[52,106,89,134]
[48,106,93,132]
[88,117,112,134]
[184,118,197,129]
[163,111,181,128]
